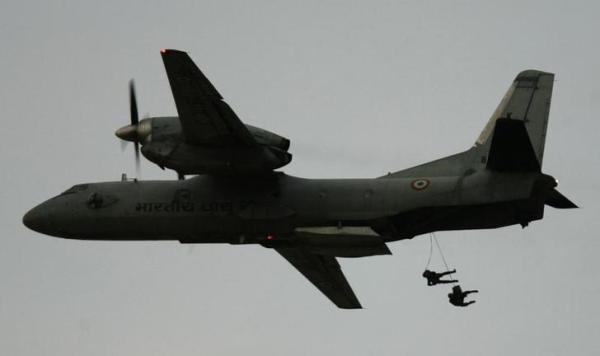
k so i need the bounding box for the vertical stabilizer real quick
[384,70,555,178]
[477,70,554,170]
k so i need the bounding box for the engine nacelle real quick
[129,117,292,174]
[141,140,291,175]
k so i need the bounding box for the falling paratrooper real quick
[422,233,479,307]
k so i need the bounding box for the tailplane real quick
[545,189,578,209]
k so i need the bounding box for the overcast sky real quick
[1,1,599,355]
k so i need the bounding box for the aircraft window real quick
[60,184,89,195]
[87,193,104,209]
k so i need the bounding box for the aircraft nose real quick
[23,205,51,234]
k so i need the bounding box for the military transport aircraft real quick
[23,49,577,309]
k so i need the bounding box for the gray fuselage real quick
[23,170,550,244]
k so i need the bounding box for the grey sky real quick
[1,1,599,355]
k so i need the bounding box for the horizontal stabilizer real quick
[546,189,578,209]
[487,118,541,172]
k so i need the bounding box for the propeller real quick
[115,79,181,180]
[116,80,147,177]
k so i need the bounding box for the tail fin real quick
[383,70,555,179]
[477,70,554,172]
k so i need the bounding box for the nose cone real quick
[115,124,138,141]
[23,205,50,234]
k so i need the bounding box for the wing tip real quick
[336,296,362,309]
[160,48,186,55]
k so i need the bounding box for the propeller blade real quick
[134,141,141,177]
[129,80,139,126]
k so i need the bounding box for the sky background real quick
[1,1,599,355]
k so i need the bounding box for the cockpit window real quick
[60,184,89,196]
[87,192,104,209]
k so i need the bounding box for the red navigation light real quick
[266,234,275,241]
[160,48,167,54]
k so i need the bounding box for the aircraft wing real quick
[160,49,257,146]
[274,247,362,309]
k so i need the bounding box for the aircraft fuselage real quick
[23,171,553,244]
